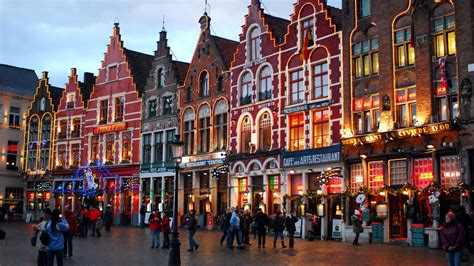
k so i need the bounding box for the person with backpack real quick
[285,210,298,248]
[161,213,171,249]
[186,210,199,252]
[32,208,51,266]
[46,209,69,266]
[273,211,286,248]
[62,206,77,258]
[254,208,269,248]
[148,211,162,248]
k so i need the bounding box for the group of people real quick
[218,207,299,250]
[147,210,171,249]
[77,204,112,237]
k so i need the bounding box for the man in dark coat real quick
[139,203,147,229]
[104,204,113,231]
[253,208,269,248]
[285,210,298,248]
[220,208,230,245]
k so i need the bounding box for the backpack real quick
[39,222,50,246]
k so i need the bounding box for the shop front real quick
[25,180,52,222]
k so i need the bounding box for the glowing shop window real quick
[368,161,384,191]
[414,158,433,189]
[350,163,363,192]
[440,156,461,188]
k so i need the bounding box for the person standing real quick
[104,204,113,232]
[62,206,77,258]
[95,216,103,237]
[244,209,253,246]
[220,208,230,246]
[140,203,147,229]
[441,212,465,266]
[161,213,171,249]
[33,208,51,266]
[228,208,241,249]
[89,206,100,237]
[254,208,269,248]
[186,210,199,252]
[272,211,286,248]
[285,210,298,248]
[352,209,363,246]
[46,209,69,266]
[148,211,162,248]
[79,206,89,237]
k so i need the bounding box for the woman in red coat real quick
[149,211,162,248]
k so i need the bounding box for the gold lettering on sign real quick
[93,122,127,134]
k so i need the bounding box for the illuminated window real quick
[258,113,272,151]
[99,99,108,124]
[28,118,39,170]
[359,0,370,18]
[114,97,124,122]
[199,71,209,98]
[436,79,458,121]
[90,135,99,162]
[154,132,163,163]
[105,134,115,163]
[143,134,152,164]
[57,144,67,168]
[148,100,157,118]
[9,107,20,129]
[368,161,384,191]
[390,159,407,186]
[414,158,433,189]
[240,72,252,105]
[396,87,416,127]
[350,163,363,192]
[162,96,173,115]
[433,14,455,58]
[6,141,19,170]
[440,155,461,188]
[71,118,80,138]
[58,120,67,139]
[40,116,52,169]
[352,38,378,78]
[66,93,75,109]
[70,144,80,168]
[312,109,330,148]
[290,69,304,104]
[248,27,261,61]
[312,63,328,99]
[289,113,305,151]
[122,131,131,162]
[394,26,415,68]
[240,116,252,153]
[258,66,272,101]
[353,94,380,134]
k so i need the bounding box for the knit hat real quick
[446,211,456,220]
[354,209,360,216]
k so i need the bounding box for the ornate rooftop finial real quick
[162,14,166,31]
[114,17,120,28]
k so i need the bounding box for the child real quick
[95,216,103,237]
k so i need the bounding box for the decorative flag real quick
[299,29,313,61]
[439,56,448,91]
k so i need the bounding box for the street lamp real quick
[169,134,184,266]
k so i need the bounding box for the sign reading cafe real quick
[283,145,341,167]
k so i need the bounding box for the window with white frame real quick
[394,16,415,68]
[240,72,252,105]
[143,134,152,164]
[183,109,195,155]
[240,116,252,153]
[198,105,211,153]
[312,109,330,148]
[290,69,304,105]
[258,66,272,101]
[154,132,163,163]
[70,143,80,168]
[199,71,209,98]
[9,107,21,129]
[258,113,272,151]
[300,17,315,47]
[107,65,118,81]
[214,100,228,151]
[352,38,378,77]
[389,159,407,186]
[436,78,458,121]
[312,63,329,100]
[165,130,174,162]
[350,163,363,192]
[156,68,165,88]
[66,93,76,109]
[248,27,261,61]
[368,161,384,191]
[440,155,461,188]
[396,86,416,127]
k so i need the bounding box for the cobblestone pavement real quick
[0,222,446,266]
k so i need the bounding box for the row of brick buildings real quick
[20,0,474,246]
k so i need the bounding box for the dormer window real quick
[248,26,261,61]
[66,93,76,109]
[156,68,165,88]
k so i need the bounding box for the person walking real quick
[254,208,269,248]
[285,210,298,248]
[441,211,465,266]
[220,208,230,246]
[161,213,171,249]
[186,210,199,252]
[273,211,286,248]
[79,206,89,237]
[32,208,51,266]
[140,203,147,229]
[104,204,113,232]
[352,209,363,246]
[62,206,77,258]
[46,209,69,266]
[238,209,247,249]
[89,206,101,237]
[228,208,241,249]
[148,211,162,248]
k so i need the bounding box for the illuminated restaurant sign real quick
[93,122,127,134]
[341,122,452,145]
[283,145,340,167]
[283,99,333,115]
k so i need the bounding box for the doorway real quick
[389,193,408,239]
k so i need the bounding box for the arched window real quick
[183,109,195,155]
[258,113,272,151]
[198,105,211,153]
[258,66,272,101]
[214,100,228,150]
[240,72,252,105]
[248,27,261,61]
[352,27,378,78]
[240,116,252,153]
[156,68,165,88]
[433,3,455,58]
[199,71,209,97]
[40,115,51,169]
[394,16,415,68]
[28,117,39,170]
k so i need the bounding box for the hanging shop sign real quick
[269,175,281,191]
[93,122,127,134]
[282,145,340,167]
[283,99,333,115]
[341,122,452,145]
[181,159,224,169]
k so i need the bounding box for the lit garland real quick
[320,167,343,186]
[36,182,52,192]
[120,178,140,192]
[211,162,230,179]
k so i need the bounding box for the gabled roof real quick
[124,48,154,96]
[263,14,290,44]
[212,35,239,69]
[0,64,38,96]
[173,61,190,86]
[49,85,64,110]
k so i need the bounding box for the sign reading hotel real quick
[93,122,127,134]
[282,145,341,167]
[341,122,452,145]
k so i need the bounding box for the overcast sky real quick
[0,0,341,86]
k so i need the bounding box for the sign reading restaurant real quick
[180,152,225,169]
[93,122,127,134]
[341,122,453,145]
[283,99,333,115]
[282,145,341,167]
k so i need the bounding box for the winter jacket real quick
[285,216,298,233]
[34,220,47,251]
[440,222,465,251]
[352,215,363,234]
[230,212,240,228]
[104,208,113,224]
[254,212,269,230]
[80,209,90,220]
[162,216,171,233]
[187,215,197,231]
[149,214,162,231]
[221,213,230,231]
[63,211,78,234]
[273,216,285,232]
[46,219,69,251]
[239,213,247,231]
[89,208,101,221]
